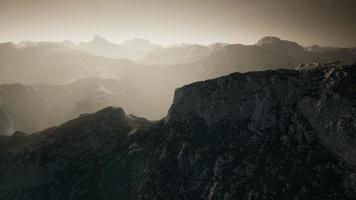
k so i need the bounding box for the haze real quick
[1,0,356,135]
[1,0,356,47]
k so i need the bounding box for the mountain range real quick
[0,77,148,135]
[0,36,356,135]
[0,63,355,199]
[78,36,160,60]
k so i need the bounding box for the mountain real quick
[0,41,136,84]
[78,36,160,60]
[305,45,343,53]
[121,38,159,52]
[198,43,299,78]
[78,35,128,59]
[0,40,193,121]
[0,77,147,135]
[144,62,356,200]
[199,36,356,78]
[140,36,356,78]
[1,36,355,123]
[2,37,355,85]
[142,43,225,64]
[0,63,355,199]
[0,107,153,200]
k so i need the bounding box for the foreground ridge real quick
[0,63,356,199]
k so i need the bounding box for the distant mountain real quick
[198,36,356,78]
[0,41,136,84]
[0,63,355,199]
[305,45,343,53]
[0,41,196,121]
[78,35,160,60]
[121,38,159,52]
[142,43,226,64]
[0,77,147,135]
[255,36,306,61]
[141,36,356,78]
[0,36,355,123]
[78,35,128,59]
[198,43,299,78]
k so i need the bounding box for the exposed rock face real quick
[154,63,356,199]
[0,64,355,199]
[1,37,355,123]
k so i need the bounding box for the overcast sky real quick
[1,0,356,47]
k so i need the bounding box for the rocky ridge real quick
[0,63,356,199]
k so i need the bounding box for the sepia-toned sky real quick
[1,0,356,47]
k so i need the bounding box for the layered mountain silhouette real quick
[0,77,147,135]
[78,35,160,60]
[0,41,134,84]
[142,43,226,64]
[199,36,356,78]
[0,63,355,199]
[1,36,355,84]
[0,36,355,133]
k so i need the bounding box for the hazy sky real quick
[1,0,356,47]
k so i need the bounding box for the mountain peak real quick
[124,38,150,43]
[0,42,16,49]
[121,38,158,51]
[255,36,305,57]
[255,36,282,46]
[91,106,126,120]
[92,35,109,44]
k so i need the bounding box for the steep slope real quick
[1,36,355,123]
[0,107,153,200]
[0,63,355,199]
[149,63,356,199]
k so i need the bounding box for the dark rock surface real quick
[0,63,356,199]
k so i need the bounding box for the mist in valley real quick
[1,35,356,135]
[2,1,356,199]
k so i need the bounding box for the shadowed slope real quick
[0,64,356,199]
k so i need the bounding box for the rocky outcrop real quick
[150,63,356,199]
[0,63,355,199]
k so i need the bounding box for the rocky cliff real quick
[0,63,355,199]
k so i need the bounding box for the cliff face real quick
[147,63,356,199]
[0,64,356,199]
[167,63,356,165]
